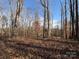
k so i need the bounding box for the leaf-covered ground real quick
[0,37,79,59]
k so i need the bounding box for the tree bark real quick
[75,0,79,39]
[69,0,75,39]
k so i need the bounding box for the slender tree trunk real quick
[43,5,46,38]
[64,0,67,39]
[47,0,50,37]
[60,1,63,38]
[72,0,75,39]
[40,0,50,38]
[75,0,79,39]
[69,0,75,39]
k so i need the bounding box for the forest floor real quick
[0,36,79,59]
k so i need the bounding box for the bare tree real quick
[14,0,23,28]
[25,8,33,37]
[64,0,67,39]
[69,0,75,39]
[8,0,14,37]
[40,0,50,38]
[34,10,40,39]
[60,0,64,38]
[75,0,79,39]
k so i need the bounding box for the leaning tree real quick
[8,0,24,36]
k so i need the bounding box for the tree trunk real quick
[40,0,50,38]
[75,0,79,40]
[64,0,67,39]
[69,0,75,39]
